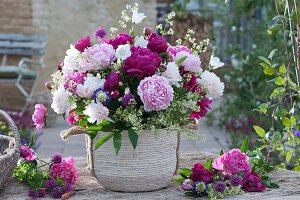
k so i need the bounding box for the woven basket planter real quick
[92,130,178,192]
[0,110,20,191]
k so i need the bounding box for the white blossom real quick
[199,71,224,99]
[132,9,146,24]
[51,85,71,114]
[134,37,149,48]
[115,44,131,60]
[77,74,105,98]
[62,45,80,74]
[209,55,224,70]
[83,100,109,124]
[161,62,182,87]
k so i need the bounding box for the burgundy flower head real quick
[122,46,162,79]
[74,36,91,52]
[106,33,133,49]
[242,172,266,192]
[189,97,213,119]
[189,163,215,183]
[104,72,122,91]
[147,33,168,53]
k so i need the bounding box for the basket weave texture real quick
[93,130,178,192]
[0,110,20,191]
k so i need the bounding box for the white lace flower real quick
[83,100,109,124]
[62,45,80,74]
[134,37,149,48]
[161,62,182,87]
[209,55,224,70]
[115,44,131,60]
[77,74,105,98]
[199,71,224,99]
[132,9,146,24]
[51,85,71,114]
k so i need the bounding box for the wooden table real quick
[1,152,300,200]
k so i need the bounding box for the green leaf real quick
[253,126,265,137]
[286,149,294,162]
[258,56,272,66]
[179,168,192,175]
[267,24,282,35]
[273,132,281,142]
[264,67,278,75]
[291,116,296,124]
[113,132,122,155]
[279,64,286,73]
[258,103,268,114]
[220,149,224,156]
[282,117,291,127]
[28,135,34,148]
[94,134,114,150]
[79,119,87,127]
[275,77,286,85]
[184,192,199,197]
[172,177,186,183]
[259,145,269,150]
[175,56,187,66]
[158,52,168,58]
[128,128,139,150]
[180,173,188,179]
[269,182,280,188]
[268,49,278,59]
[259,63,270,68]
[90,131,98,140]
[240,136,248,153]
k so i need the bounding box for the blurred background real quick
[0,0,281,158]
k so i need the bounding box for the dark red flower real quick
[147,33,168,53]
[104,72,122,91]
[242,172,266,192]
[189,163,215,183]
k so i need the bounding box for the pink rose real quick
[32,104,47,130]
[242,172,266,192]
[189,163,215,183]
[137,75,173,111]
[212,149,251,174]
[20,146,36,161]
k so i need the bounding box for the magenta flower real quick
[122,94,135,107]
[104,72,122,91]
[122,46,162,79]
[137,75,173,111]
[214,181,227,193]
[242,172,266,192]
[212,149,251,174]
[144,26,153,36]
[189,163,215,183]
[51,153,62,164]
[50,156,79,185]
[147,33,168,53]
[167,45,192,57]
[189,97,213,119]
[20,146,36,161]
[106,33,133,49]
[74,36,91,52]
[32,104,47,130]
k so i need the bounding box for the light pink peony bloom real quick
[32,104,47,130]
[80,43,116,71]
[50,156,79,185]
[174,51,202,73]
[83,100,109,124]
[20,146,36,161]
[137,75,173,111]
[212,149,251,174]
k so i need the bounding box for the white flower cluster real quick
[199,71,224,99]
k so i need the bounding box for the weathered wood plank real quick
[0,41,46,49]
[0,33,47,42]
[0,48,45,55]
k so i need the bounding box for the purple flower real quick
[293,128,300,137]
[63,183,73,193]
[94,27,106,39]
[104,72,122,91]
[45,179,57,190]
[122,94,135,107]
[192,181,208,195]
[214,181,227,193]
[20,146,36,161]
[122,46,162,79]
[51,187,63,198]
[106,33,133,49]
[92,88,111,106]
[28,189,38,199]
[181,179,192,191]
[74,36,91,52]
[45,81,52,90]
[230,174,243,186]
[147,33,168,53]
[242,172,266,192]
[28,189,46,199]
[144,26,153,36]
[51,153,62,164]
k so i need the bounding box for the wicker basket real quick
[0,110,20,191]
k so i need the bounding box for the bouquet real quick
[33,4,225,154]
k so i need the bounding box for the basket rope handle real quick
[0,110,21,155]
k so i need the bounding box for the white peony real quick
[83,100,109,124]
[134,37,149,48]
[209,55,224,70]
[115,44,131,60]
[62,45,81,74]
[199,71,224,99]
[51,85,71,114]
[161,62,182,87]
[132,9,146,24]
[77,74,105,98]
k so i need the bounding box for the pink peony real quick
[174,51,202,73]
[104,72,122,91]
[123,46,162,79]
[147,33,168,53]
[242,172,266,192]
[167,45,192,57]
[74,36,91,52]
[106,33,133,49]
[189,163,215,183]
[137,75,173,111]
[50,156,79,185]
[20,146,36,161]
[80,43,116,71]
[212,149,251,174]
[32,104,47,130]
[67,111,83,125]
[189,97,213,119]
